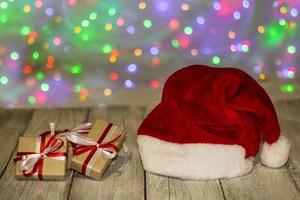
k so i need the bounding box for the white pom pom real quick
[260,136,291,168]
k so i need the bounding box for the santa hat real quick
[137,65,290,180]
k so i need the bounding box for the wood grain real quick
[221,163,300,200]
[0,109,32,178]
[146,173,224,200]
[276,100,300,191]
[143,105,225,200]
[68,106,145,200]
[0,108,88,200]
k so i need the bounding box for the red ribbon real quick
[39,126,91,150]
[72,123,121,175]
[14,135,67,180]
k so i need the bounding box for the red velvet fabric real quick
[138,65,281,157]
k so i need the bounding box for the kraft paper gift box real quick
[15,135,68,180]
[70,119,125,180]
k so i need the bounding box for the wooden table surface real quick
[0,101,299,200]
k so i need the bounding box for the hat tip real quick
[260,135,291,168]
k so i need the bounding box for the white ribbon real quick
[67,131,119,159]
[56,122,93,138]
[17,138,65,171]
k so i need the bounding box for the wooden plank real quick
[143,105,225,200]
[276,100,300,161]
[221,163,300,200]
[0,109,32,177]
[276,100,300,190]
[69,106,145,200]
[146,173,224,200]
[220,100,300,200]
[0,108,88,200]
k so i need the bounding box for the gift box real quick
[70,119,125,180]
[15,135,68,180]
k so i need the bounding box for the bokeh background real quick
[0,0,299,107]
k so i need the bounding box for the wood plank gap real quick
[0,109,33,180]
[144,171,147,200]
[287,159,300,193]
[0,140,21,180]
[218,180,226,200]
[168,177,170,200]
[66,108,91,200]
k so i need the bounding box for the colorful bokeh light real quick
[0,0,299,106]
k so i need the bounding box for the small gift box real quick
[14,135,68,180]
[70,119,125,180]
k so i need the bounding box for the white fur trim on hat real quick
[137,135,253,180]
[260,135,291,168]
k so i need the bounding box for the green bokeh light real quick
[278,19,286,26]
[171,39,179,48]
[102,44,112,54]
[242,45,249,52]
[74,84,81,93]
[212,56,221,64]
[81,19,89,27]
[0,15,8,23]
[143,19,152,28]
[287,45,296,54]
[32,51,39,60]
[36,72,44,80]
[28,96,36,104]
[0,2,8,9]
[81,33,89,41]
[184,26,193,35]
[21,26,30,35]
[70,64,82,74]
[108,7,116,16]
[260,21,288,48]
[280,84,295,93]
[0,76,9,85]
[89,12,97,20]
[10,51,19,60]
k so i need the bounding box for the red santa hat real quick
[137,65,291,180]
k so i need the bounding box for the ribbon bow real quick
[70,133,122,159]
[38,122,93,153]
[14,135,66,179]
[70,122,123,175]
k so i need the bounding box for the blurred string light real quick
[127,63,137,72]
[0,76,9,85]
[197,16,205,25]
[212,56,221,65]
[138,2,146,10]
[124,79,134,88]
[287,45,296,54]
[10,51,19,60]
[281,84,295,93]
[143,19,152,28]
[184,26,193,35]
[70,64,82,74]
[0,0,299,106]
[103,88,112,96]
[181,3,190,11]
[150,47,159,55]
